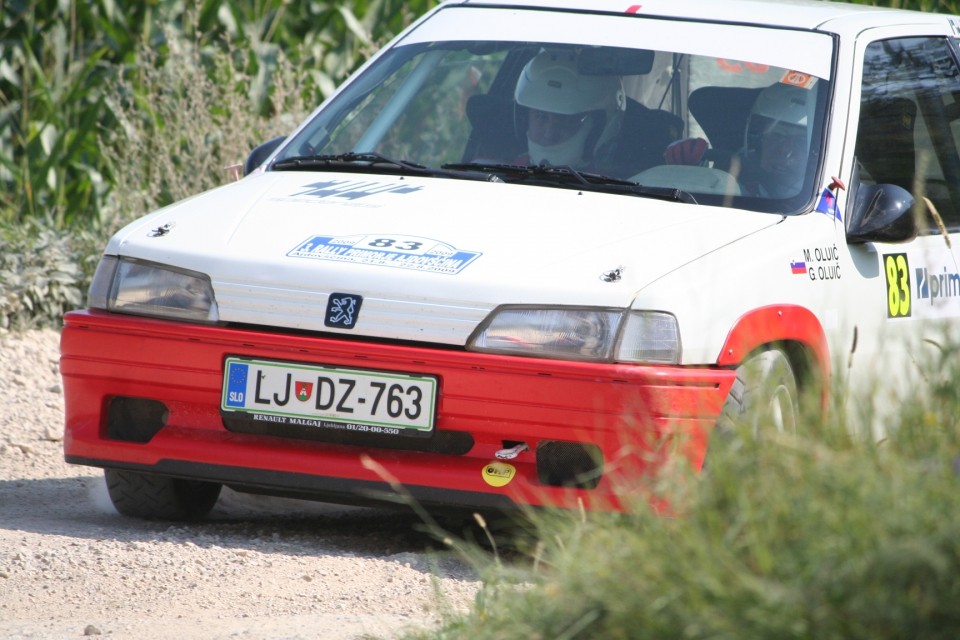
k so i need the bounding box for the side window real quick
[856,37,960,232]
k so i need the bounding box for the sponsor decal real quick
[482,462,516,488]
[884,252,960,319]
[325,292,363,329]
[916,265,960,304]
[291,179,422,201]
[289,234,481,275]
[781,71,817,89]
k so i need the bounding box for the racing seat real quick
[606,98,684,176]
[688,85,763,168]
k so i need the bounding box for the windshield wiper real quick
[272,152,499,182]
[442,162,697,204]
[272,151,425,172]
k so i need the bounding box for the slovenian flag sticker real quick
[816,188,842,221]
[791,260,807,275]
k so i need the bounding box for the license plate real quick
[221,357,437,436]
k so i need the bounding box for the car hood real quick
[110,172,781,344]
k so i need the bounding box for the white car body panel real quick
[111,172,782,344]
[101,0,960,435]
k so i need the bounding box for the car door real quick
[844,27,960,430]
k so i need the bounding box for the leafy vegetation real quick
[0,0,438,329]
[0,217,95,330]
[410,346,960,639]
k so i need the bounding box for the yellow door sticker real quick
[884,253,911,318]
[482,462,516,487]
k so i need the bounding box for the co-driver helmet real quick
[744,81,815,196]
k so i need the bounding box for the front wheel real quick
[104,469,222,521]
[716,348,799,437]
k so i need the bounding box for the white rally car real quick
[62,0,960,519]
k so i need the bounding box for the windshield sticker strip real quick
[288,234,482,275]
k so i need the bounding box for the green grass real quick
[410,355,960,640]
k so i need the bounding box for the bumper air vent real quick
[106,397,169,443]
[536,441,603,489]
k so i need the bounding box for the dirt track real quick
[0,329,480,639]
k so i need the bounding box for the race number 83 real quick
[884,253,911,318]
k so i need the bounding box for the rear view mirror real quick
[846,183,916,244]
[578,47,654,75]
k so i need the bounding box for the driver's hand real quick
[664,137,708,165]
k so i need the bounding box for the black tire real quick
[716,348,799,437]
[104,469,222,521]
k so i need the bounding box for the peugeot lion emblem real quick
[325,293,363,328]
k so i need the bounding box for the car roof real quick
[455,0,952,34]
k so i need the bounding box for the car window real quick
[856,37,960,233]
[322,48,509,167]
[274,14,834,215]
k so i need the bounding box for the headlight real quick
[88,256,219,323]
[467,306,680,364]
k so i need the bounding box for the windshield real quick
[273,8,834,214]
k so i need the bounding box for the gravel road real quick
[0,329,481,640]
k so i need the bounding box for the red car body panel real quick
[60,310,736,512]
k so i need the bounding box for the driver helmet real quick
[744,82,815,196]
[514,49,626,167]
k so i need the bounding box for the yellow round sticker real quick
[482,462,516,488]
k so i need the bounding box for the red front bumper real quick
[60,310,735,512]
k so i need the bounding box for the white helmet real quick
[745,82,815,196]
[745,82,813,154]
[515,49,625,167]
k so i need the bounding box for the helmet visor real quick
[527,109,591,147]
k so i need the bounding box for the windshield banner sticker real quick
[288,234,481,275]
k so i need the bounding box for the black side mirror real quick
[244,136,287,176]
[846,183,916,244]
